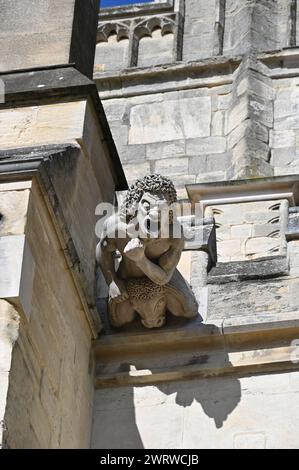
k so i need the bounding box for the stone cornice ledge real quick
[95,56,242,99]
[0,66,127,190]
[186,175,299,208]
[94,311,299,388]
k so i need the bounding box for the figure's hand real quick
[109,280,129,304]
[124,238,145,263]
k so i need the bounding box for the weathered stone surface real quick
[0,0,99,77]
[186,137,227,155]
[0,301,19,449]
[95,37,129,73]
[128,97,211,145]
[3,181,95,449]
[0,190,30,236]
[286,207,299,240]
[89,0,299,452]
[223,0,292,56]
[208,274,297,320]
[183,0,218,61]
[138,30,174,68]
[92,371,299,449]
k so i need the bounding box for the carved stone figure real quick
[96,174,198,329]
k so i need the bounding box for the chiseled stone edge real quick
[0,66,127,191]
[207,256,289,284]
[94,345,299,388]
[0,144,101,337]
[94,310,299,388]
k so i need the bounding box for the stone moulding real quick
[93,310,299,388]
[96,0,184,68]
[96,12,182,67]
[186,175,299,209]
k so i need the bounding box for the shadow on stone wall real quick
[156,373,241,430]
[93,323,242,448]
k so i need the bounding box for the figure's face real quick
[137,192,170,238]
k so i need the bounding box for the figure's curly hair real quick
[121,174,177,220]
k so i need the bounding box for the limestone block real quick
[128,97,211,145]
[138,31,174,68]
[271,148,296,167]
[189,153,230,174]
[117,144,146,164]
[211,111,225,136]
[274,115,299,131]
[102,99,127,122]
[215,226,231,241]
[269,130,296,149]
[208,257,289,284]
[0,0,98,76]
[274,98,297,121]
[252,223,280,238]
[94,38,129,73]
[3,182,95,449]
[189,155,207,175]
[196,171,226,183]
[226,98,248,135]
[274,163,299,176]
[228,120,269,151]
[206,153,230,173]
[244,237,281,258]
[244,212,278,225]
[146,141,186,161]
[0,101,87,150]
[217,240,241,260]
[231,224,252,239]
[123,162,151,185]
[186,137,227,156]
[0,189,30,236]
[183,0,217,60]
[217,93,232,110]
[0,300,19,448]
[155,157,189,175]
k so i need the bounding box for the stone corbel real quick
[184,217,217,271]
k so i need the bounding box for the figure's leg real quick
[165,269,198,319]
[109,299,136,327]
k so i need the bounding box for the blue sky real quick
[101,0,152,8]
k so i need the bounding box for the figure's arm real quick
[96,222,129,303]
[124,238,184,286]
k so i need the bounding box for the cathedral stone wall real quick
[91,0,299,449]
[92,371,299,449]
[1,180,94,449]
